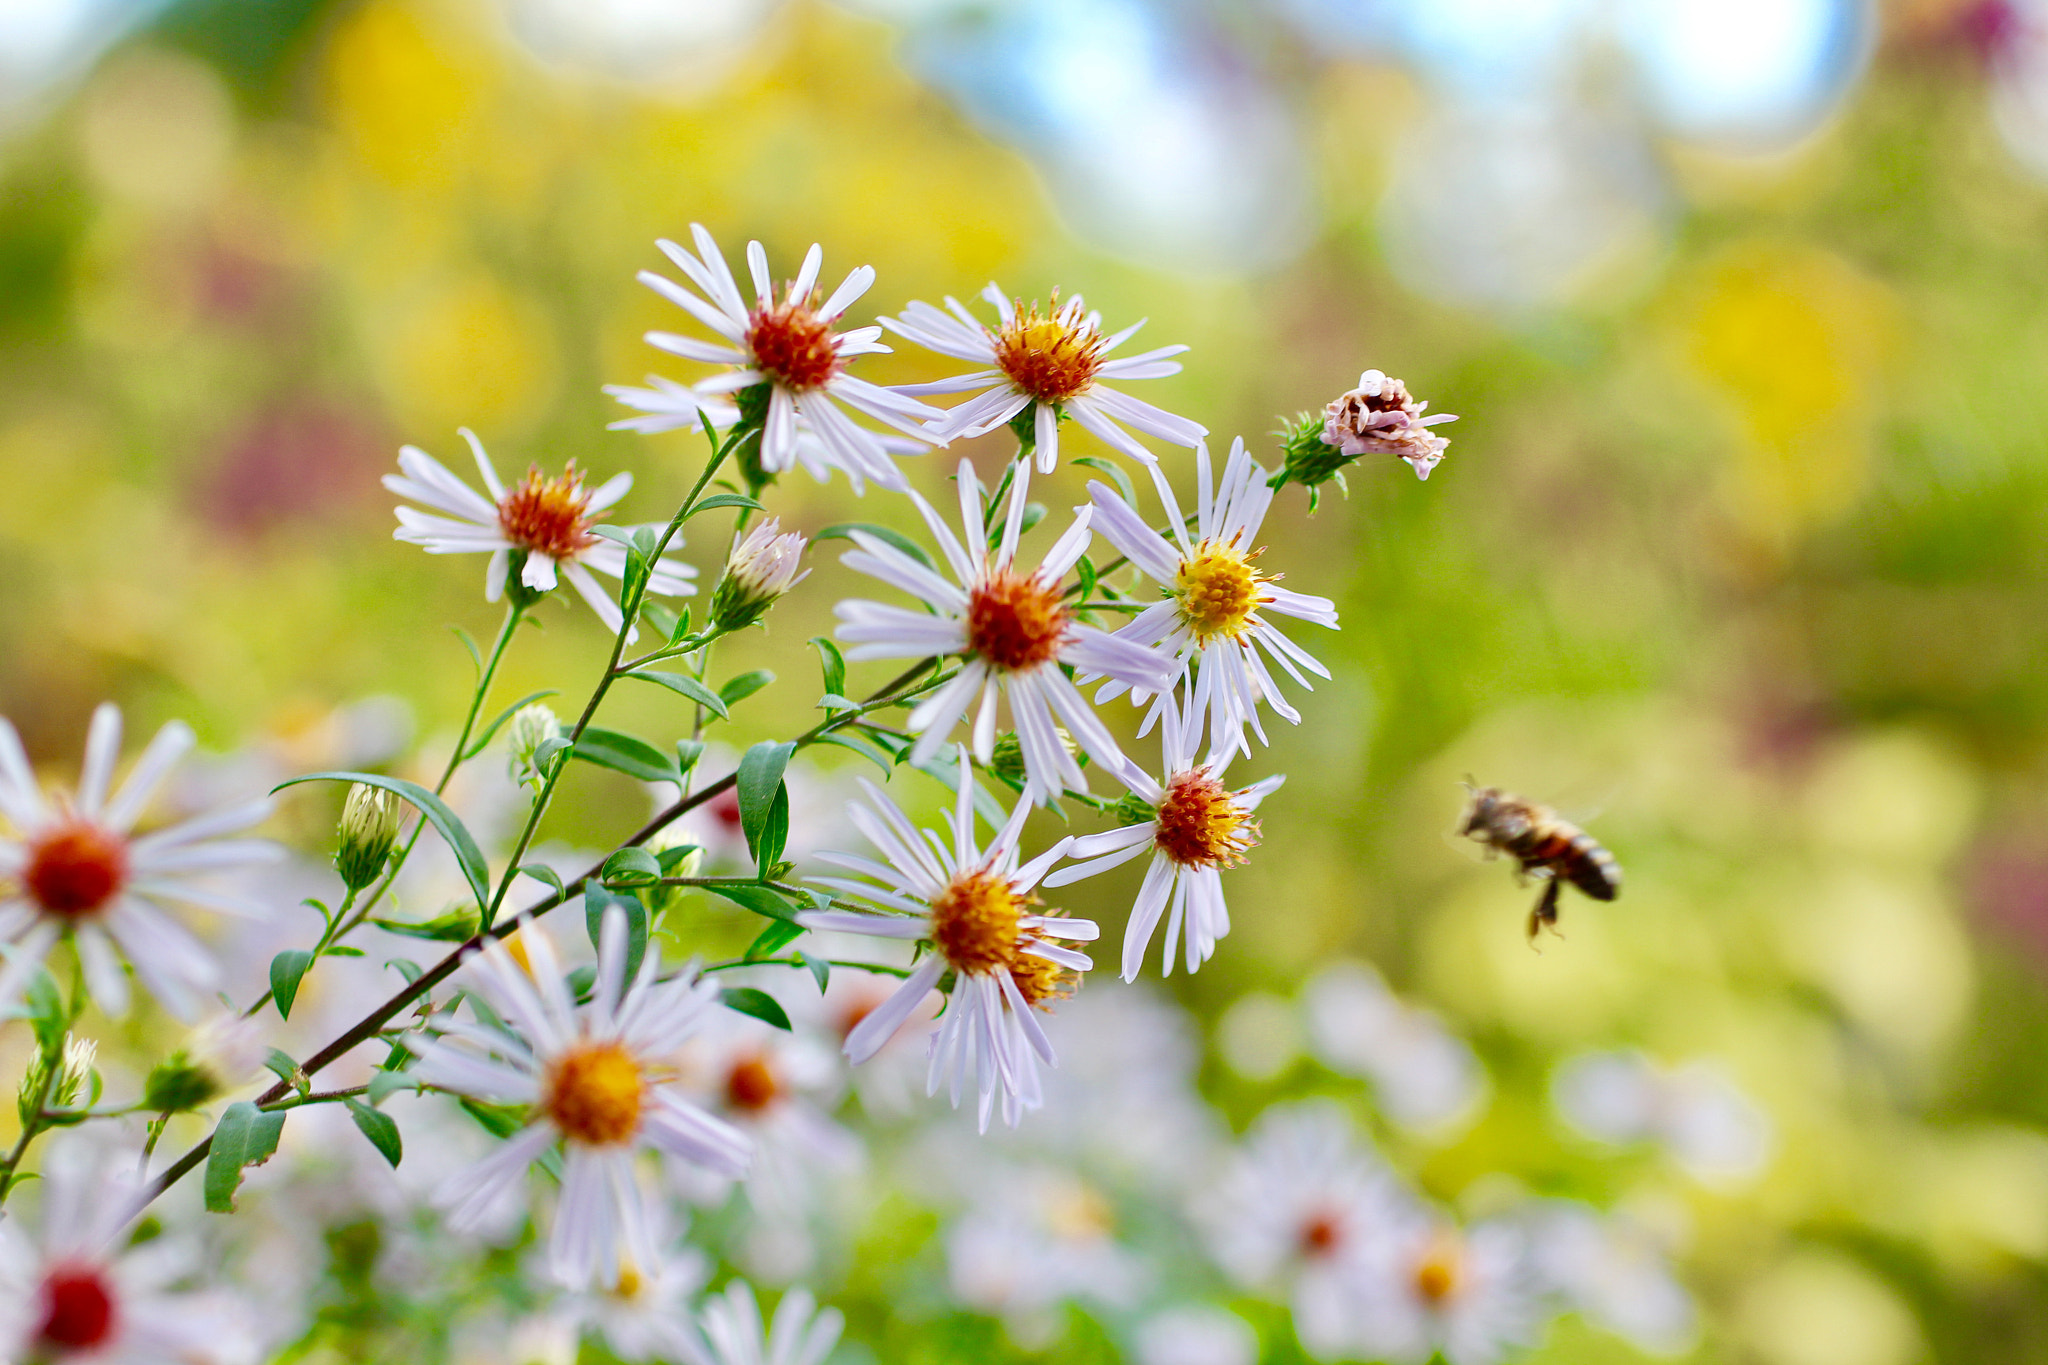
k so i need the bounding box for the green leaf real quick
[675,739,706,776]
[367,1068,417,1106]
[809,637,846,698]
[571,727,680,784]
[263,1048,307,1094]
[738,742,795,869]
[688,492,766,515]
[204,1102,287,1213]
[815,694,861,712]
[1018,501,1047,536]
[719,986,792,1031]
[463,689,561,760]
[656,843,703,875]
[450,625,484,674]
[620,669,728,719]
[1073,455,1137,509]
[269,950,313,1021]
[23,966,63,1054]
[345,1097,403,1168]
[323,945,365,957]
[459,1098,526,1139]
[584,885,649,985]
[275,773,490,924]
[370,908,480,942]
[385,958,423,984]
[601,847,662,888]
[814,522,936,572]
[1076,554,1099,603]
[809,731,894,777]
[517,862,567,899]
[642,602,681,641]
[701,882,800,923]
[532,734,573,777]
[719,670,775,707]
[746,918,805,960]
[590,525,638,551]
[798,950,831,994]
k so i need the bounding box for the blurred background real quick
[6,0,2048,1361]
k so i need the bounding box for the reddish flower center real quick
[1298,1211,1343,1259]
[543,1041,645,1146]
[1153,771,1258,870]
[991,299,1107,404]
[497,463,599,561]
[24,820,129,919]
[37,1264,117,1352]
[709,788,744,834]
[746,299,841,392]
[966,570,1072,672]
[724,1055,781,1113]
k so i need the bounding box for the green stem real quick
[703,956,914,978]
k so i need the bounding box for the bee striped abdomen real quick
[1564,833,1621,901]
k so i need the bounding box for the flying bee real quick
[1457,784,1621,944]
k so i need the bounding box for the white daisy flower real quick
[0,703,276,1020]
[945,1166,1145,1340]
[636,225,944,491]
[1195,1100,1409,1362]
[384,429,695,636]
[407,907,751,1289]
[1302,961,1486,1135]
[1043,699,1281,981]
[683,1281,842,1365]
[798,763,1095,1131]
[1085,437,1339,758]
[833,457,1177,804]
[1351,1211,1543,1365]
[1551,1050,1771,1187]
[549,1228,711,1363]
[1520,1201,1697,1357]
[0,1137,257,1365]
[882,284,1205,472]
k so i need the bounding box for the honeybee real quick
[1457,784,1621,944]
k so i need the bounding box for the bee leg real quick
[1525,879,1563,950]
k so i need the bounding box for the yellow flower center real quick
[1173,540,1267,643]
[1153,770,1258,870]
[1412,1234,1465,1305]
[966,569,1073,672]
[23,818,129,920]
[929,870,1026,975]
[991,299,1107,404]
[497,463,599,561]
[543,1041,645,1147]
[609,1260,644,1302]
[746,297,841,392]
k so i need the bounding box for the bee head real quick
[1456,780,1500,837]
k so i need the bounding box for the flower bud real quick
[335,783,402,892]
[709,518,809,631]
[507,703,562,789]
[990,727,1077,785]
[143,1015,264,1114]
[18,1034,96,1126]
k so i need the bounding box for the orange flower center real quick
[991,300,1107,404]
[543,1041,645,1146]
[24,820,129,919]
[1174,539,1268,643]
[930,870,1025,975]
[37,1264,117,1352]
[724,1055,781,1113]
[966,570,1073,672]
[746,298,841,392]
[1153,771,1258,870]
[497,463,599,561]
[1412,1235,1465,1305]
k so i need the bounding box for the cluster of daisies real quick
[0,226,1458,1364]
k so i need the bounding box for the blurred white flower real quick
[1195,1099,1410,1360]
[549,1230,710,1363]
[1303,961,1486,1136]
[406,908,751,1288]
[1350,1210,1544,1365]
[384,430,695,635]
[0,703,277,1020]
[637,225,943,491]
[0,1136,257,1365]
[945,1165,1145,1342]
[1134,1304,1259,1365]
[1521,1200,1697,1357]
[882,284,1202,472]
[1551,1050,1772,1186]
[684,1280,841,1365]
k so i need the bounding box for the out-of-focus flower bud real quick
[644,826,704,916]
[990,727,1077,785]
[507,703,562,790]
[19,1034,97,1127]
[335,783,402,892]
[709,518,810,631]
[142,1015,265,1114]
[1272,370,1460,505]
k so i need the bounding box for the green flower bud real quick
[335,783,402,892]
[506,703,562,790]
[709,518,809,632]
[989,727,1079,785]
[1112,791,1159,826]
[19,1034,95,1127]
[142,1016,262,1114]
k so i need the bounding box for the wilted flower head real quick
[507,703,562,790]
[710,518,810,630]
[1321,370,1458,480]
[334,783,402,892]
